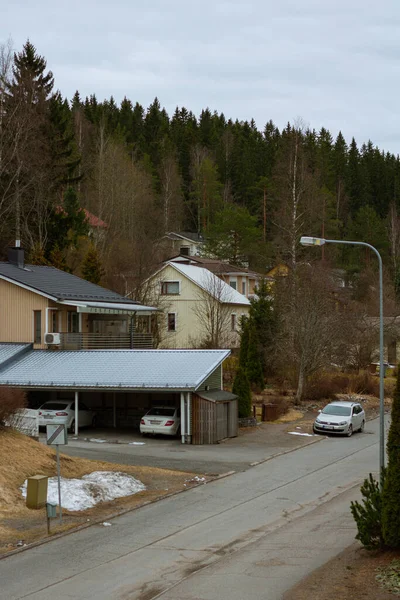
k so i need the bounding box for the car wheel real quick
[91,416,97,428]
[347,424,353,437]
[69,420,75,434]
[359,420,365,433]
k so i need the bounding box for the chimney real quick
[8,246,25,269]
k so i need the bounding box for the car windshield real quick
[321,404,351,416]
[40,402,69,410]
[146,408,175,417]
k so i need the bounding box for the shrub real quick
[382,366,400,548]
[0,387,27,426]
[348,371,379,396]
[232,367,252,418]
[350,472,385,550]
[305,372,350,401]
[223,356,239,385]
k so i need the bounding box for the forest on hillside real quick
[1,39,400,302]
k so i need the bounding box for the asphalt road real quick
[1,418,387,600]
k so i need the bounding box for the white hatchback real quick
[140,406,180,437]
[313,401,365,437]
[38,400,96,433]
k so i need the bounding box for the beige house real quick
[168,255,267,299]
[0,247,156,349]
[162,232,204,257]
[148,261,251,349]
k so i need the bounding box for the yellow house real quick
[147,261,251,349]
[0,247,156,349]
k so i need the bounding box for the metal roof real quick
[0,349,230,391]
[0,343,32,368]
[0,262,140,304]
[166,263,250,306]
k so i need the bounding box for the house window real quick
[67,312,80,333]
[167,313,176,332]
[231,313,237,331]
[229,277,237,290]
[180,246,190,256]
[161,281,180,295]
[242,280,246,295]
[33,310,42,344]
[51,311,58,333]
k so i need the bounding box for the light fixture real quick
[299,236,326,247]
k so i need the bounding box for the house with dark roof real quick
[162,231,204,257]
[0,247,156,350]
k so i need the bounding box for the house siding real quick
[151,265,249,348]
[0,279,50,346]
[197,365,222,391]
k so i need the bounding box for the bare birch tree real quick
[191,270,237,348]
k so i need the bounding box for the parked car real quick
[313,401,365,437]
[140,406,180,437]
[38,400,96,433]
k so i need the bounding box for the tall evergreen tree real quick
[82,243,104,284]
[382,368,400,547]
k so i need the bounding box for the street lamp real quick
[300,236,385,484]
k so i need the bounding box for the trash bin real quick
[262,403,279,422]
[26,475,48,509]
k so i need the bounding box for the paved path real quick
[2,418,387,600]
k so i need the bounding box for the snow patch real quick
[288,431,314,437]
[89,438,107,443]
[129,442,146,445]
[21,471,145,511]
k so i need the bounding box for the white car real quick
[38,400,96,433]
[313,401,365,437]
[140,406,180,437]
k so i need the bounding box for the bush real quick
[0,387,27,426]
[306,372,350,401]
[232,367,252,418]
[350,472,385,550]
[348,371,379,396]
[223,356,239,385]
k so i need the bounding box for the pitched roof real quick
[0,262,139,304]
[165,231,204,243]
[0,348,230,391]
[168,255,265,278]
[166,262,250,305]
[0,343,31,369]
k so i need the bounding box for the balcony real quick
[55,332,154,350]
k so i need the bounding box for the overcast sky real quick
[3,0,400,153]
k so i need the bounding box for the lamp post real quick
[300,236,385,484]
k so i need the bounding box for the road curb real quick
[0,469,235,561]
[249,435,323,467]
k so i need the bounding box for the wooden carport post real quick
[180,392,186,444]
[74,390,79,436]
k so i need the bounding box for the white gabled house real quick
[147,261,250,349]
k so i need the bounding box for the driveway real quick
[43,421,322,474]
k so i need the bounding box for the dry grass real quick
[0,427,200,553]
[276,409,304,423]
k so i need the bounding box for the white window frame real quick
[231,313,237,332]
[161,280,181,296]
[242,279,246,295]
[167,312,177,332]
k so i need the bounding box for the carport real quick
[0,345,233,444]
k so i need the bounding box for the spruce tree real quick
[382,368,400,547]
[232,366,252,418]
[82,244,104,285]
[246,325,264,391]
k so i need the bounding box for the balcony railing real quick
[56,332,154,350]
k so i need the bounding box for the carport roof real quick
[0,348,230,391]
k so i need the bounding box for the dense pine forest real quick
[2,40,400,299]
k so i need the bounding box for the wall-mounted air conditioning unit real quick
[44,332,61,345]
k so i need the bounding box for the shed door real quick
[216,403,228,441]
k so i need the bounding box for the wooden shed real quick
[191,390,238,445]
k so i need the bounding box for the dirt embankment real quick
[0,428,199,553]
